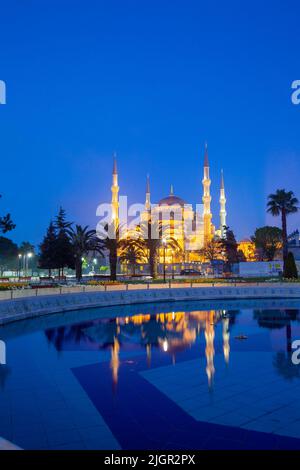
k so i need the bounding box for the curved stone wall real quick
[0,284,300,326]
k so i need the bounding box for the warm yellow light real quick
[163,339,168,352]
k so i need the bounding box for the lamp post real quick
[27,252,33,277]
[162,238,167,282]
[92,258,97,274]
[18,254,22,280]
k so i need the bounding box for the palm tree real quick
[267,190,299,272]
[97,222,123,281]
[119,243,145,276]
[132,219,182,279]
[0,194,15,234]
[67,225,102,281]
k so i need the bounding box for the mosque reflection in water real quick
[44,307,300,391]
[45,309,234,388]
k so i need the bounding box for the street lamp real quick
[162,238,167,282]
[92,258,97,273]
[27,252,33,277]
[18,254,22,280]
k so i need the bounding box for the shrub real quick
[87,280,122,286]
[0,282,29,291]
[284,252,298,279]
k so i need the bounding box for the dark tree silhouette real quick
[132,219,182,279]
[0,237,18,275]
[251,226,282,261]
[38,221,57,276]
[54,207,74,276]
[0,195,15,234]
[67,225,103,281]
[267,190,299,274]
[220,226,239,270]
[284,252,298,279]
[119,243,145,276]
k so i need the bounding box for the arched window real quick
[170,211,175,237]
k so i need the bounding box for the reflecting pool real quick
[0,299,300,449]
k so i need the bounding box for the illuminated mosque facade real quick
[110,144,227,264]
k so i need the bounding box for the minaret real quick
[145,174,151,211]
[202,143,212,245]
[219,169,227,238]
[111,153,119,225]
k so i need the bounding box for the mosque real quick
[109,144,227,267]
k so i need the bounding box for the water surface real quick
[0,299,300,449]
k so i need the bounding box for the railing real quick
[0,280,287,301]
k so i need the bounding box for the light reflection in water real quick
[205,311,215,388]
[110,337,120,389]
[222,317,230,365]
[1,306,299,393]
[107,310,229,387]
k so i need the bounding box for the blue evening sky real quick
[1,0,300,247]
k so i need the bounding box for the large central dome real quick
[158,194,186,207]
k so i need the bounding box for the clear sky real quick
[1,0,300,247]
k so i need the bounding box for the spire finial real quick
[113,152,117,175]
[170,184,174,195]
[146,174,150,193]
[220,169,224,189]
[204,142,209,167]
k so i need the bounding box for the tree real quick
[199,238,223,262]
[220,226,239,270]
[97,222,122,281]
[267,189,299,274]
[138,219,160,279]
[119,243,145,276]
[134,219,182,279]
[0,237,18,275]
[55,207,72,231]
[38,221,57,276]
[251,226,282,261]
[67,225,102,281]
[0,195,15,234]
[19,241,35,256]
[284,252,298,279]
[54,207,74,276]
[237,249,246,262]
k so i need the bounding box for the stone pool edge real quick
[1,285,300,326]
